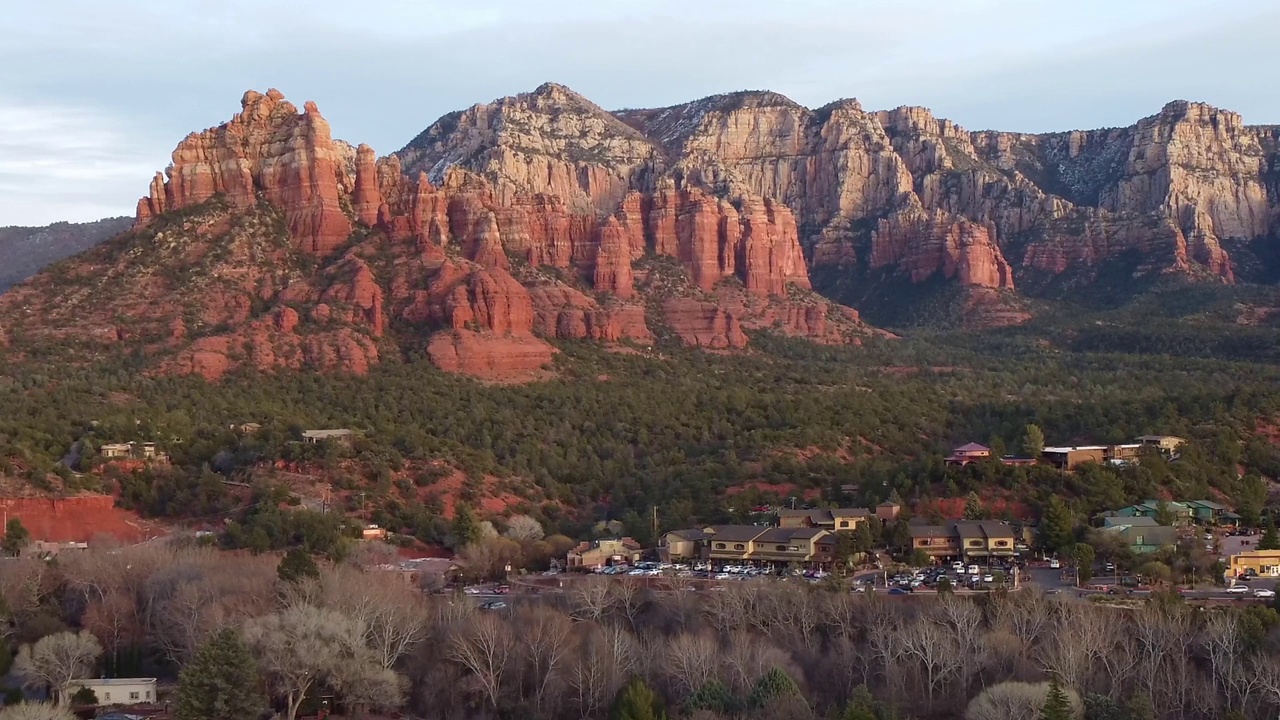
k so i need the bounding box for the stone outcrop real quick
[135,89,352,254]
[871,206,1015,288]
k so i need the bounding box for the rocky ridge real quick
[0,88,870,382]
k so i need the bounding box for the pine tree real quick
[1023,424,1045,457]
[609,677,666,720]
[1123,692,1154,720]
[1038,497,1076,554]
[842,685,878,720]
[964,492,985,520]
[276,548,320,584]
[748,667,802,711]
[452,503,480,549]
[684,680,740,716]
[1260,518,1280,551]
[176,628,265,720]
[2,518,30,557]
[1039,677,1072,720]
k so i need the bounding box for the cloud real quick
[0,0,1276,225]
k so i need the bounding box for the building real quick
[945,443,992,466]
[99,443,132,459]
[1042,446,1107,470]
[875,501,901,521]
[1106,444,1142,465]
[776,507,871,531]
[1099,517,1178,553]
[566,538,643,570]
[66,678,157,706]
[234,422,263,434]
[377,557,461,587]
[660,528,710,561]
[1137,435,1186,453]
[999,456,1038,467]
[1104,500,1194,525]
[1230,550,1280,578]
[700,525,834,565]
[1183,500,1239,526]
[908,520,1021,561]
[361,524,387,541]
[909,525,961,559]
[955,521,1017,559]
[302,429,355,445]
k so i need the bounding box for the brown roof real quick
[954,522,984,540]
[954,442,990,452]
[908,524,953,538]
[831,508,871,518]
[876,501,900,508]
[754,528,797,543]
[666,528,709,542]
[977,521,1015,539]
[707,525,769,543]
[786,528,826,540]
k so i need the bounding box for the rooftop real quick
[707,525,770,543]
[953,442,990,452]
[302,429,354,438]
[69,678,157,686]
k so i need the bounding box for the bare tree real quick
[663,632,719,699]
[721,630,793,696]
[514,605,575,716]
[447,612,515,712]
[567,577,613,623]
[320,566,427,669]
[0,703,76,720]
[504,515,544,542]
[567,624,637,720]
[965,681,1081,720]
[896,615,963,707]
[244,604,401,720]
[13,631,103,704]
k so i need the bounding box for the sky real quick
[2,0,1277,226]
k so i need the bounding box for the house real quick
[1183,500,1236,525]
[747,527,832,563]
[1106,444,1142,465]
[1229,549,1280,578]
[234,422,263,434]
[1137,435,1186,453]
[567,538,643,570]
[1042,446,1107,470]
[999,456,1038,467]
[66,678,157,706]
[909,520,1021,561]
[660,528,710,561]
[377,557,461,587]
[361,524,387,541]
[1099,517,1177,553]
[945,443,991,466]
[705,525,770,562]
[776,507,871,531]
[302,429,355,445]
[909,525,961,559]
[875,501,901,521]
[1104,500,1194,525]
[99,443,132,459]
[955,521,1017,559]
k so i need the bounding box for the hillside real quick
[0,217,131,290]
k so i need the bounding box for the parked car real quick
[1253,588,1277,598]
[888,587,910,595]
[1225,585,1250,594]
[982,574,995,583]
[1049,558,1060,569]
[967,565,980,575]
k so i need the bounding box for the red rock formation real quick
[739,197,811,296]
[527,285,651,342]
[662,298,748,349]
[427,330,554,380]
[135,89,352,254]
[353,143,384,227]
[592,218,634,298]
[871,207,1015,289]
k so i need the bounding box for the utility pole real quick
[651,506,658,544]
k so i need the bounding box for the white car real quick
[1226,585,1249,594]
[982,574,995,583]
[1049,558,1060,569]
[967,565,980,575]
[1254,588,1277,598]
[714,573,730,580]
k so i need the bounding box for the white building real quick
[67,678,157,706]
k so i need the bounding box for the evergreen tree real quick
[1082,693,1122,720]
[842,685,879,720]
[684,680,739,716]
[452,503,480,549]
[176,628,265,720]
[964,492,985,520]
[748,667,802,710]
[1153,500,1176,527]
[1039,677,1072,720]
[609,677,666,720]
[1123,693,1154,720]
[2,518,30,557]
[276,548,320,584]
[1072,543,1095,585]
[1023,424,1045,458]
[1038,497,1076,554]
[1260,518,1280,551]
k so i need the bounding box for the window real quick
[995,540,1009,547]
[968,540,982,547]
[1135,535,1144,545]
[776,545,788,552]
[129,692,140,701]
[145,691,152,700]
[733,544,745,550]
[788,545,801,551]
[716,543,726,550]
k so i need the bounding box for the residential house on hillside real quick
[567,538,642,570]
[777,507,871,531]
[875,501,901,521]
[1103,500,1194,525]
[1100,516,1178,553]
[945,443,992,466]
[1042,443,1142,470]
[302,429,355,446]
[97,441,166,463]
[1137,435,1186,453]
[1184,500,1240,526]
[65,678,156,706]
